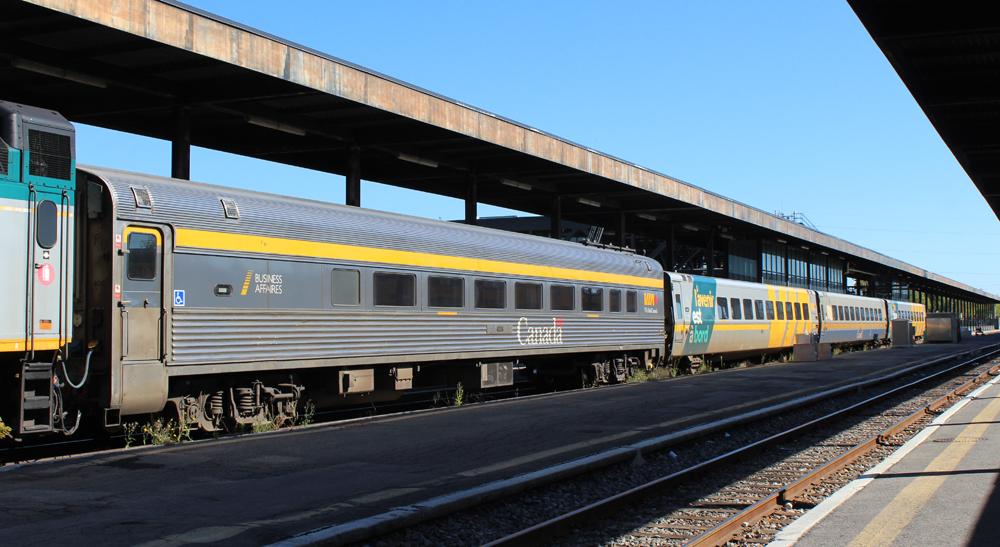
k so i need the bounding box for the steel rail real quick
[485,345,1000,547]
[689,357,1000,546]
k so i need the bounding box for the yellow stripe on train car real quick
[175,228,663,289]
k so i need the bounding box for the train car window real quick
[126,232,157,280]
[785,301,793,320]
[731,299,743,320]
[802,303,810,319]
[475,280,506,309]
[626,290,638,313]
[581,287,604,311]
[868,308,874,321]
[754,300,765,320]
[374,272,415,307]
[793,302,802,320]
[429,276,464,308]
[852,307,858,321]
[552,285,575,311]
[775,301,784,320]
[765,301,775,320]
[743,299,754,320]
[331,269,360,305]
[515,282,543,310]
[609,289,622,313]
[35,200,58,249]
[717,297,729,319]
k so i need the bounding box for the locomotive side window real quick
[36,200,58,249]
[743,299,754,320]
[515,282,542,310]
[126,232,157,280]
[626,290,637,313]
[785,302,793,320]
[765,301,775,320]
[731,299,742,320]
[428,276,464,308]
[609,289,622,313]
[802,303,809,319]
[552,285,575,311]
[754,300,765,320]
[581,287,603,311]
[331,269,360,305]
[717,297,729,320]
[374,272,415,307]
[475,279,506,309]
[775,301,784,320]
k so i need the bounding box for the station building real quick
[2,0,997,328]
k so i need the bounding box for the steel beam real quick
[550,196,562,239]
[346,145,361,207]
[465,174,477,225]
[171,105,190,180]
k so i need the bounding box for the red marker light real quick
[37,264,54,286]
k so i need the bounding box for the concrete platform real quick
[2,336,998,547]
[777,356,1000,547]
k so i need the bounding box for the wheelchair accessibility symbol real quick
[173,289,186,307]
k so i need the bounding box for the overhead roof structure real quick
[2,0,997,301]
[850,1,1000,220]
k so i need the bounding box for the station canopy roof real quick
[851,1,1000,220]
[2,0,997,301]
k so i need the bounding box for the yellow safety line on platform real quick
[175,228,663,289]
[847,389,1000,547]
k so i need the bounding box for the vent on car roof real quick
[27,129,71,180]
[220,198,239,219]
[131,186,153,209]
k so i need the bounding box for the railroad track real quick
[482,347,1000,546]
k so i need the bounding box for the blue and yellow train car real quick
[668,273,817,360]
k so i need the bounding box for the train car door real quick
[120,226,164,361]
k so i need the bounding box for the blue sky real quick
[75,1,1000,295]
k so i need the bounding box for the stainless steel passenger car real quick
[816,292,889,345]
[72,166,665,430]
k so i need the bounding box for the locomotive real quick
[0,101,924,439]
